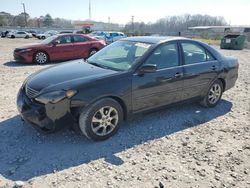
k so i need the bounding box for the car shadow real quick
[3,61,35,67]
[0,100,232,181]
[3,59,84,67]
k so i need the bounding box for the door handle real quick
[175,72,183,78]
[211,65,217,70]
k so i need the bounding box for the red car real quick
[13,34,106,64]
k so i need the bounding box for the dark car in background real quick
[13,34,106,64]
[17,37,238,140]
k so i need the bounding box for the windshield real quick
[87,40,152,71]
[41,35,58,44]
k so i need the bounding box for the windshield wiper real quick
[86,60,111,70]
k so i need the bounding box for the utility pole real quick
[108,16,111,30]
[21,3,27,27]
[131,16,134,35]
[89,0,91,20]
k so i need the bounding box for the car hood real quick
[26,59,119,93]
[15,43,45,50]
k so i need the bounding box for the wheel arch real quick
[71,95,128,121]
[218,77,226,92]
[88,47,99,56]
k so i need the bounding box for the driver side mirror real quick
[52,40,60,45]
[138,64,157,74]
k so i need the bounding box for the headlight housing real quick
[19,48,32,53]
[35,90,77,104]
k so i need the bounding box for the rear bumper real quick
[17,87,75,132]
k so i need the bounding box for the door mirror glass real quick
[139,64,157,74]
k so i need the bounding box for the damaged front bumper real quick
[16,87,75,132]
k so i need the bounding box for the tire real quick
[200,80,223,108]
[34,51,49,64]
[11,35,15,39]
[79,98,123,141]
[41,36,46,40]
[88,48,98,57]
[25,35,29,39]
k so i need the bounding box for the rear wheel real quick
[34,51,49,64]
[11,35,15,39]
[88,49,98,57]
[41,36,46,40]
[200,80,223,107]
[79,98,123,141]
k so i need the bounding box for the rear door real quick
[132,42,184,112]
[180,41,220,100]
[49,35,74,61]
[72,35,90,59]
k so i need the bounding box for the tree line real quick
[124,14,228,35]
[0,11,228,34]
[0,12,73,28]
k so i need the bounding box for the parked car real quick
[7,31,32,39]
[26,30,37,37]
[14,34,106,64]
[90,31,127,44]
[59,31,73,34]
[106,32,127,44]
[36,30,58,39]
[1,30,13,38]
[17,37,238,140]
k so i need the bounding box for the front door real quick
[49,35,74,61]
[132,42,184,112]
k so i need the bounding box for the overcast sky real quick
[1,0,250,25]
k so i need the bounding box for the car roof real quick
[122,36,187,44]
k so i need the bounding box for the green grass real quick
[192,38,221,46]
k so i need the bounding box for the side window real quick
[58,36,72,44]
[112,33,118,37]
[73,35,87,43]
[206,51,215,61]
[145,43,179,69]
[181,43,207,64]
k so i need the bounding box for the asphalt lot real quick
[0,37,249,188]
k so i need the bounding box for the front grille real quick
[25,85,39,99]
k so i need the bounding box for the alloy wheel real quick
[89,50,97,56]
[35,52,47,64]
[91,106,119,136]
[208,83,222,104]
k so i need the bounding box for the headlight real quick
[35,90,77,104]
[20,49,32,53]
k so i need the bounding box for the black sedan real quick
[17,37,239,140]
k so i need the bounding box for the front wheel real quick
[79,98,123,141]
[200,80,223,107]
[34,51,49,64]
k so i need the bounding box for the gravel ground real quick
[0,38,249,188]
